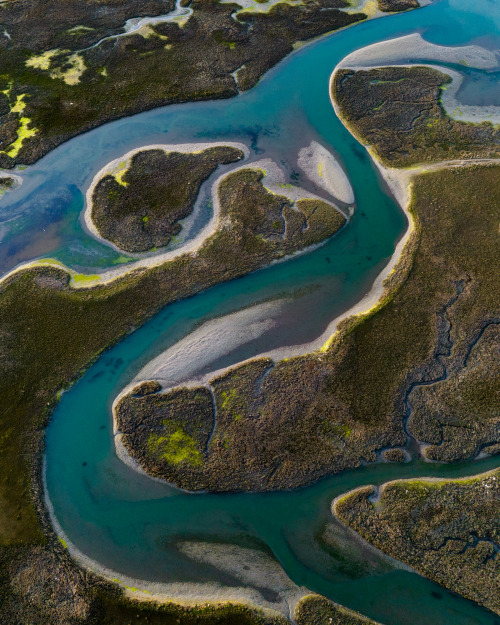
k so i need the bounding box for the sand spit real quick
[42,460,308,619]
[298,140,354,205]
[131,300,286,390]
[336,33,499,71]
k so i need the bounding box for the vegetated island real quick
[332,65,500,166]
[0,0,403,169]
[334,469,500,616]
[90,145,243,252]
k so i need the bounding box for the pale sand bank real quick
[336,33,499,71]
[43,459,308,619]
[298,140,355,205]
[131,300,285,390]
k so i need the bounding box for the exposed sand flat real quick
[130,300,285,390]
[436,65,500,125]
[336,33,499,71]
[42,460,308,620]
[298,140,354,205]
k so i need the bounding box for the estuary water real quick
[9,0,497,622]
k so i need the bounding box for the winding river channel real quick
[2,0,499,623]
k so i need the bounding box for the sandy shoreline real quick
[332,466,499,512]
[42,459,308,619]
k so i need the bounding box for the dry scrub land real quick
[335,469,500,615]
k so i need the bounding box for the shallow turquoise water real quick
[24,0,500,622]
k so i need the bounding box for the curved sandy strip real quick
[298,140,354,204]
[336,33,499,71]
[83,141,250,253]
[130,300,286,390]
[42,461,308,620]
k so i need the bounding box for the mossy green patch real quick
[148,429,202,467]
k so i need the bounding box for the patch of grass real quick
[148,429,202,466]
[92,146,243,252]
[295,595,382,625]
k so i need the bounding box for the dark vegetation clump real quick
[295,595,382,625]
[382,448,406,463]
[0,176,15,189]
[333,66,500,166]
[91,146,243,252]
[335,469,500,615]
[377,0,418,12]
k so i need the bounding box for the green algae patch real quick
[70,272,101,285]
[148,429,202,467]
[51,52,86,85]
[6,116,38,158]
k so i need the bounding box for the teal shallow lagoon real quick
[31,0,500,623]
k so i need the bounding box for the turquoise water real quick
[17,0,498,622]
